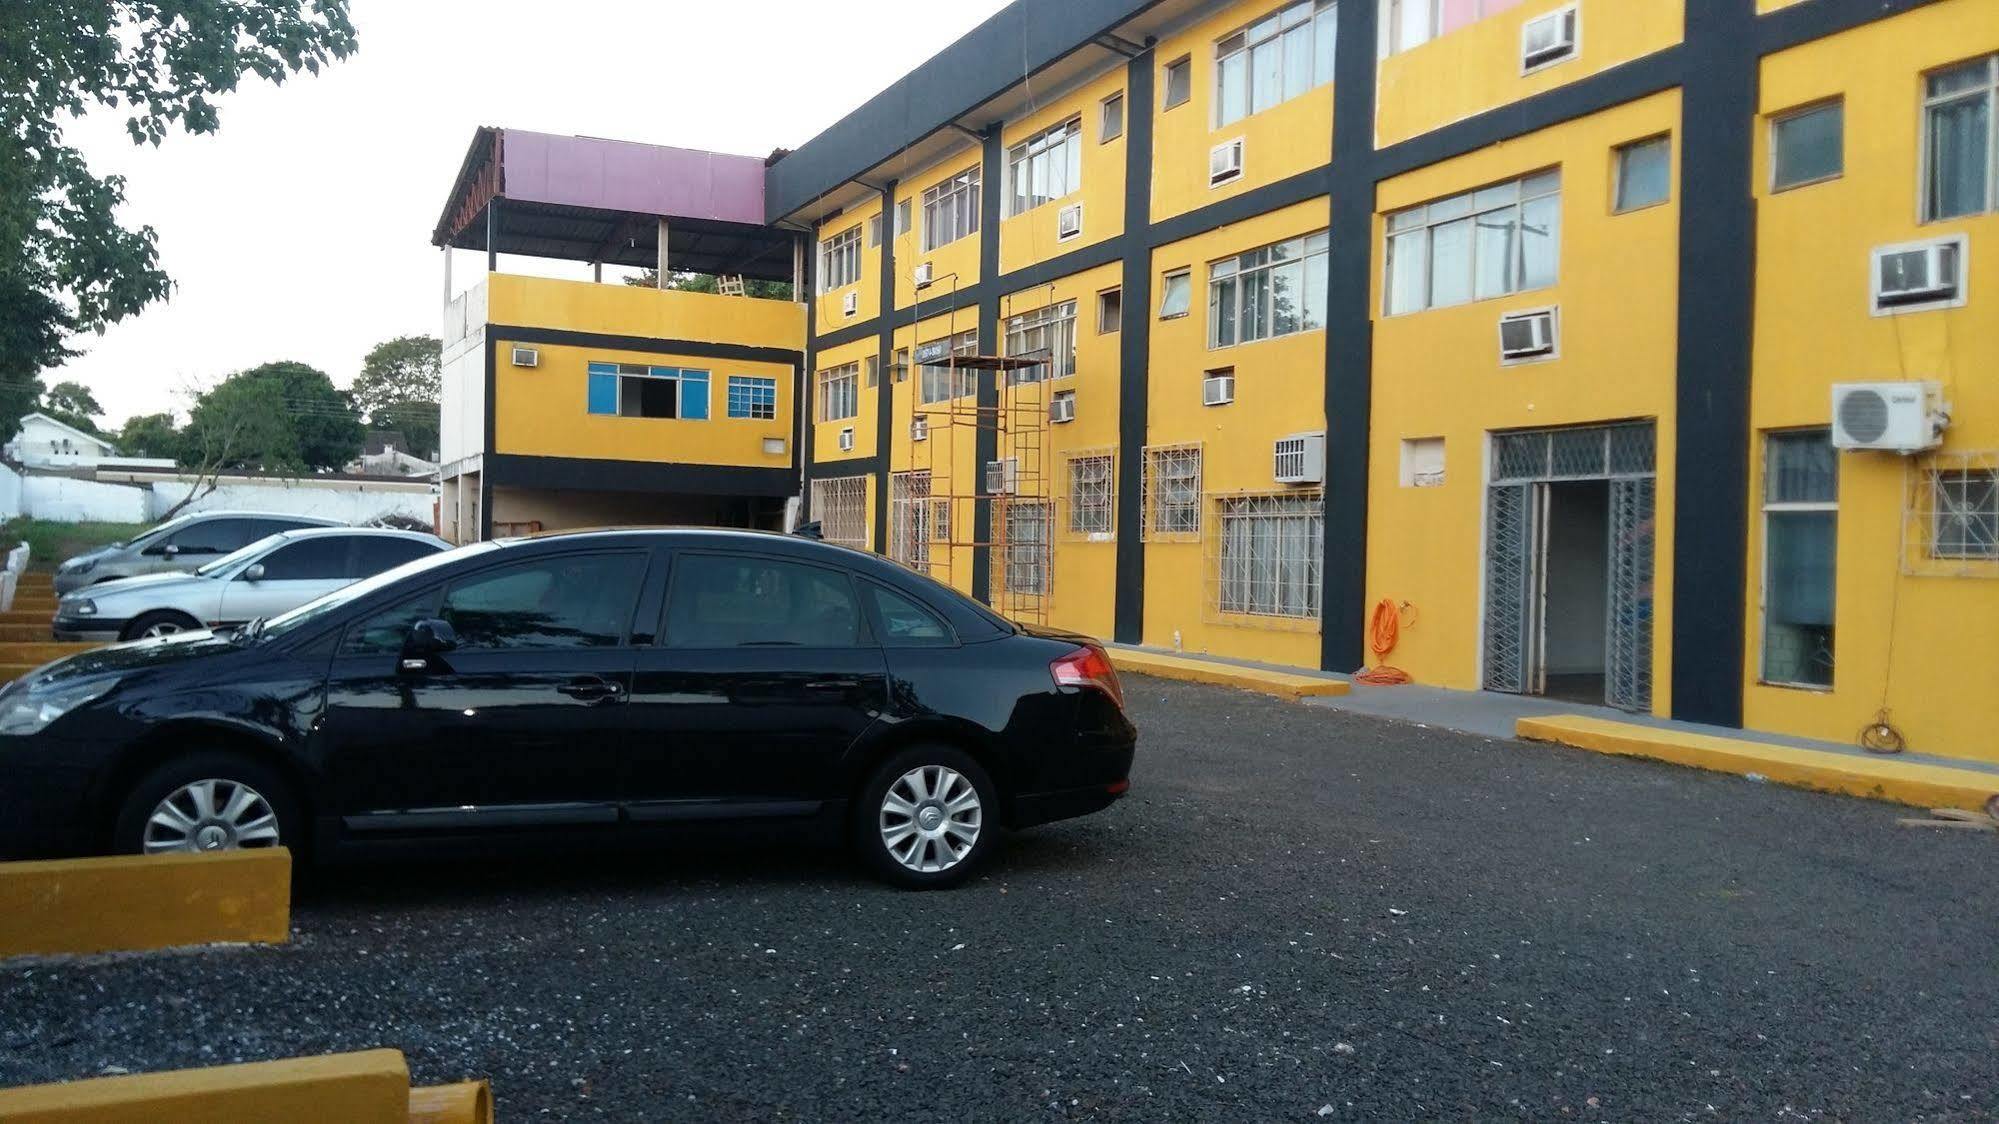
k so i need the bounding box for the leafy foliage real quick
[116,410,179,459]
[180,360,361,472]
[352,334,441,457]
[40,379,104,434]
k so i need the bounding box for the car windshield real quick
[194,533,289,577]
[256,541,495,641]
[120,517,190,552]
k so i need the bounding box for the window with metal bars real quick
[1906,454,1999,575]
[1066,452,1115,537]
[1002,499,1053,595]
[809,476,868,551]
[1215,491,1324,620]
[889,471,933,572]
[1143,445,1203,540]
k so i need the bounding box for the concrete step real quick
[1107,647,1349,702]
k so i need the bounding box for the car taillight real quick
[1051,645,1124,708]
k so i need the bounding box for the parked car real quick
[0,529,1136,888]
[53,511,344,594]
[52,528,451,643]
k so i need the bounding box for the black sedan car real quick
[0,529,1134,888]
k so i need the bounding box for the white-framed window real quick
[1215,0,1337,128]
[818,225,863,293]
[1208,230,1330,348]
[1098,288,1122,334]
[1924,54,1997,222]
[1066,451,1116,537]
[1159,268,1193,318]
[1007,118,1082,216]
[1612,135,1671,213]
[586,362,709,420]
[864,354,881,388]
[1001,499,1053,595]
[895,198,913,236]
[817,362,860,422]
[1770,99,1843,192]
[1004,300,1078,384]
[726,375,777,420]
[1761,429,1837,689]
[1143,444,1203,540]
[1215,491,1324,620]
[1384,0,1546,56]
[921,166,981,252]
[809,476,868,551]
[1101,92,1126,142]
[868,213,882,248]
[1163,55,1193,109]
[1384,168,1561,315]
[889,470,933,572]
[916,330,979,404]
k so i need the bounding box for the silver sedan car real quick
[52,528,450,642]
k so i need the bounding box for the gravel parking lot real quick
[4,677,1996,1119]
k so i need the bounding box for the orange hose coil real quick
[1353,598,1414,686]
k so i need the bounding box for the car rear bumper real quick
[1010,778,1128,829]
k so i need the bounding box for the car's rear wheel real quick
[121,610,201,642]
[853,745,997,890]
[111,752,301,858]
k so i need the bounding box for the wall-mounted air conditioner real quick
[1202,371,1235,406]
[1274,432,1326,485]
[914,262,935,288]
[1209,139,1245,187]
[1830,381,1946,454]
[985,458,1018,495]
[1050,391,1077,424]
[1498,307,1558,362]
[838,427,855,452]
[911,416,929,441]
[842,291,859,316]
[1057,204,1084,241]
[1872,237,1964,312]
[1521,5,1578,72]
[510,346,539,368]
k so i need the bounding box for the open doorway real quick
[1541,480,1610,703]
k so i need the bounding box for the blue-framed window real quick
[586,362,709,419]
[727,376,778,420]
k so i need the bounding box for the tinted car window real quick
[255,537,351,581]
[353,537,440,576]
[665,554,862,649]
[866,583,953,646]
[166,517,255,555]
[442,553,647,650]
[339,589,443,656]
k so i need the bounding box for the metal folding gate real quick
[1482,423,1657,712]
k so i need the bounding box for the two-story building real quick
[433,0,1999,769]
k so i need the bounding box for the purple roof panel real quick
[500,129,766,227]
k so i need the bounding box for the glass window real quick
[1217,492,1324,619]
[1208,231,1329,347]
[1923,55,1996,221]
[665,554,862,648]
[1006,120,1082,216]
[1068,453,1115,535]
[818,225,863,292]
[353,536,440,577]
[1005,300,1078,384]
[587,363,699,420]
[916,331,978,404]
[1144,446,1203,539]
[921,166,981,252]
[1771,101,1844,191]
[1163,56,1192,109]
[1215,1,1337,128]
[1101,92,1125,142]
[727,375,778,420]
[1613,136,1672,212]
[818,363,860,422]
[1761,431,1837,688]
[254,537,351,581]
[1159,269,1192,318]
[167,517,256,555]
[866,583,953,647]
[1002,501,1052,595]
[1930,468,1998,559]
[338,589,443,657]
[1384,170,1561,315]
[442,553,648,651]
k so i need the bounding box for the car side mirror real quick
[145,543,177,557]
[242,563,266,582]
[400,618,458,670]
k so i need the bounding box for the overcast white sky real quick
[53,0,1009,428]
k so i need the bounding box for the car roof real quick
[165,510,344,526]
[265,526,441,542]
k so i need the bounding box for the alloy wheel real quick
[142,778,281,854]
[878,764,982,874]
[141,621,184,638]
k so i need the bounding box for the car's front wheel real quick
[111,752,300,857]
[853,745,997,890]
[121,610,202,642]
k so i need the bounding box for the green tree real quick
[180,361,360,472]
[0,2,357,437]
[626,269,793,301]
[116,410,179,459]
[41,380,103,434]
[351,334,440,457]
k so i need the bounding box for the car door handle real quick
[558,677,624,703]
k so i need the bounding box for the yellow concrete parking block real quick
[1518,715,1999,812]
[0,1050,413,1124]
[1110,648,1349,702]
[0,849,291,960]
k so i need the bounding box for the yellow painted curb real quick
[1110,649,1348,701]
[0,849,291,959]
[0,1049,409,1123]
[408,1080,495,1124]
[1517,715,1999,812]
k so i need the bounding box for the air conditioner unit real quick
[914,261,935,288]
[1498,308,1557,361]
[1209,139,1245,187]
[1830,381,1946,454]
[985,457,1018,495]
[838,427,855,452]
[911,416,929,441]
[1050,392,1077,424]
[1057,204,1084,241]
[1274,432,1327,485]
[510,346,539,368]
[1874,240,1962,309]
[1521,6,1578,70]
[1202,372,1235,406]
[841,291,859,316]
